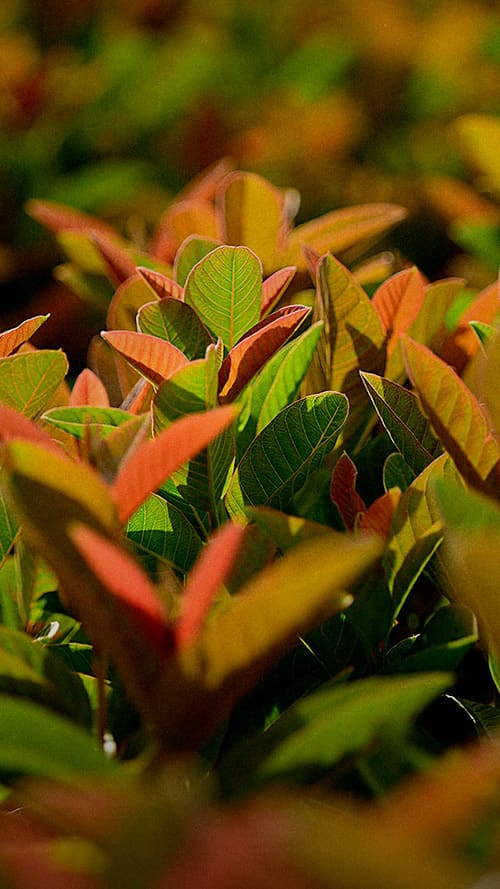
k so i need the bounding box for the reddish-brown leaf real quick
[441,279,500,372]
[0,316,49,358]
[71,524,173,655]
[218,305,310,403]
[101,330,188,387]
[175,522,246,648]
[111,406,237,523]
[358,488,400,539]
[26,198,116,238]
[330,453,366,530]
[372,267,425,350]
[137,267,184,301]
[260,267,296,316]
[91,233,137,284]
[69,369,110,407]
[0,403,64,454]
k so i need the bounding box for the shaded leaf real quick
[151,199,219,265]
[184,245,262,349]
[101,330,188,387]
[126,493,203,574]
[475,329,500,442]
[385,605,477,675]
[358,488,400,539]
[226,392,348,519]
[261,267,296,316]
[137,298,213,360]
[0,403,63,454]
[26,198,116,238]
[330,453,366,531]
[247,506,334,552]
[0,351,68,419]
[0,316,49,359]
[0,489,18,570]
[441,280,499,372]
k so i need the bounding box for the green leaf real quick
[470,320,497,347]
[219,673,449,792]
[126,493,203,574]
[0,489,19,570]
[226,392,348,520]
[305,254,385,445]
[383,452,415,492]
[402,337,499,488]
[137,298,214,360]
[361,372,442,476]
[236,322,323,457]
[385,605,478,675]
[174,235,221,287]
[42,406,134,439]
[184,245,262,349]
[0,351,68,419]
[0,695,116,778]
[0,626,91,727]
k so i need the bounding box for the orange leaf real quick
[101,330,188,387]
[0,403,64,454]
[372,267,425,351]
[218,305,310,403]
[358,489,400,539]
[330,453,366,530]
[71,524,173,656]
[0,315,49,358]
[69,369,110,407]
[137,267,184,301]
[175,522,246,648]
[441,279,500,372]
[111,406,237,524]
[150,199,219,264]
[26,198,116,238]
[260,267,296,316]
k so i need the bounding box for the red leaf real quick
[0,403,64,454]
[71,524,173,656]
[111,406,237,523]
[137,267,184,301]
[358,488,400,539]
[260,267,296,316]
[218,305,310,403]
[372,267,425,351]
[101,330,188,387]
[0,315,49,358]
[302,244,321,281]
[330,453,366,530]
[69,369,110,407]
[175,522,246,648]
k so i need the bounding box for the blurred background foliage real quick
[0,0,499,362]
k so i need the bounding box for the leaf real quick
[285,203,407,269]
[408,278,465,354]
[184,245,262,349]
[402,337,499,488]
[90,232,138,284]
[247,506,333,552]
[441,280,499,371]
[173,235,222,287]
[0,695,116,778]
[261,267,296,316]
[154,532,382,749]
[0,403,63,454]
[330,453,366,531]
[383,452,415,493]
[220,673,449,791]
[126,493,203,574]
[69,368,110,407]
[361,372,442,476]
[107,273,157,332]
[101,330,189,387]
[372,267,425,381]
[137,298,213,360]
[71,524,173,657]
[226,392,348,519]
[43,406,134,440]
[0,315,49,359]
[0,489,18,570]
[175,522,246,648]
[112,406,237,524]
[0,351,68,419]
[305,254,386,444]
[385,605,477,675]
[137,266,184,300]
[474,329,500,442]
[470,320,497,347]
[220,172,284,273]
[26,198,116,238]
[358,489,400,539]
[236,322,323,456]
[151,199,219,264]
[218,305,310,403]
[0,626,91,726]
[455,113,500,197]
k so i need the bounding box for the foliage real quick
[1,164,500,886]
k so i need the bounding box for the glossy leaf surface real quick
[0,315,49,358]
[137,297,213,360]
[101,330,189,387]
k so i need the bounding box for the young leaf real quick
[261,267,296,316]
[372,267,425,380]
[0,402,64,454]
[220,172,284,273]
[358,489,400,540]
[218,305,310,403]
[330,453,366,531]
[0,351,68,419]
[137,266,184,301]
[137,298,214,360]
[0,315,49,358]
[175,522,246,648]
[226,392,348,519]
[90,231,138,284]
[69,368,110,407]
[361,372,442,476]
[305,254,385,444]
[154,532,382,748]
[184,245,262,349]
[402,337,499,488]
[43,406,134,440]
[101,330,188,387]
[112,406,237,524]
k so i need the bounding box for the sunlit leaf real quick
[285,203,407,269]
[305,254,385,444]
[69,368,110,407]
[43,406,134,440]
[476,329,500,442]
[218,305,310,403]
[441,280,499,371]
[101,330,188,387]
[107,273,158,333]
[0,315,49,359]
[126,493,203,574]
[226,392,348,519]
[137,298,213,360]
[0,350,68,419]
[408,278,465,354]
[112,406,237,524]
[261,267,296,316]
[330,453,366,531]
[372,267,425,381]
[137,266,184,301]
[455,113,500,197]
[361,372,442,476]
[184,245,262,349]
[470,320,497,347]
[174,235,222,287]
[220,172,284,273]
[402,337,499,487]
[155,532,382,748]
[0,488,19,570]
[0,402,64,453]
[151,199,219,264]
